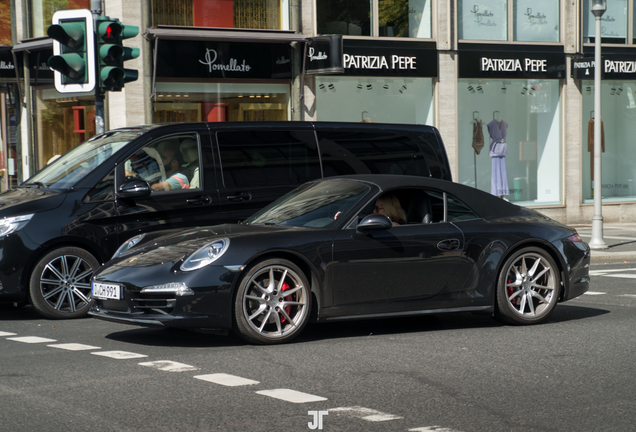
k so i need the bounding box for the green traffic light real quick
[48,53,85,81]
[47,23,85,50]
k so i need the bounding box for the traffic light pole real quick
[91,0,104,135]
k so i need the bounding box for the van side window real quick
[124,134,201,192]
[317,130,430,177]
[216,130,320,188]
[416,131,451,180]
[85,169,115,202]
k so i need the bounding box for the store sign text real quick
[605,60,636,74]
[0,61,14,70]
[199,48,252,73]
[481,57,547,72]
[307,47,328,62]
[344,54,416,70]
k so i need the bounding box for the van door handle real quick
[186,196,212,205]
[227,192,252,202]
[437,239,460,251]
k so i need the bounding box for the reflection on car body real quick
[90,175,590,345]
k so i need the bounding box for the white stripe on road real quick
[91,350,148,359]
[409,427,463,431]
[329,406,402,422]
[590,268,636,274]
[140,360,199,372]
[0,331,17,337]
[7,336,57,343]
[256,389,327,404]
[584,291,607,295]
[48,343,101,351]
[194,373,259,386]
[618,294,636,298]
[595,274,636,279]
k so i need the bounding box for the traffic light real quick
[47,9,96,93]
[96,16,140,91]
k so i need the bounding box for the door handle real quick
[186,196,212,205]
[227,192,252,202]
[437,239,460,251]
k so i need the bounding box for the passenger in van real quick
[373,194,406,226]
[151,148,190,191]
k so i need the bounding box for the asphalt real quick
[573,224,636,264]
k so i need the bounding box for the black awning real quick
[12,37,53,52]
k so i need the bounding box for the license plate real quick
[92,282,121,300]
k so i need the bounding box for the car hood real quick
[0,187,66,216]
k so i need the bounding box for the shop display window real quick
[153,82,290,123]
[315,76,434,125]
[316,0,432,39]
[459,0,560,43]
[35,89,96,171]
[152,0,290,30]
[583,0,627,44]
[29,0,90,38]
[582,80,636,203]
[457,78,561,206]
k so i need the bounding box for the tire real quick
[495,247,560,325]
[29,247,100,319]
[234,259,311,344]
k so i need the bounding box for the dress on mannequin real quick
[487,118,509,197]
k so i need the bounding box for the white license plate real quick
[92,282,121,300]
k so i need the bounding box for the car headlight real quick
[0,214,34,238]
[180,238,230,272]
[112,233,146,259]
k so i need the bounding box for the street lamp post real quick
[589,0,608,250]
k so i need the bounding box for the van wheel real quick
[29,247,100,319]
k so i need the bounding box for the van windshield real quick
[23,130,144,190]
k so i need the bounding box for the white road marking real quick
[329,406,403,422]
[618,294,636,298]
[91,350,148,359]
[409,427,462,432]
[584,291,607,295]
[48,343,101,351]
[194,373,259,386]
[139,360,199,372]
[7,336,57,343]
[256,389,327,404]
[0,331,17,337]
[595,274,636,279]
[590,268,636,274]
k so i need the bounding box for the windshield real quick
[24,130,144,189]
[246,180,371,229]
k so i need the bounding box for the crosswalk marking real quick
[329,406,403,422]
[584,291,607,295]
[408,427,462,431]
[48,343,101,351]
[139,360,199,372]
[194,373,259,386]
[7,336,57,343]
[256,389,327,403]
[0,331,17,337]
[91,350,148,359]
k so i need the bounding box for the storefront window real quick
[35,89,96,170]
[0,0,12,45]
[315,76,434,124]
[457,78,561,206]
[458,0,508,41]
[154,82,290,122]
[582,80,636,203]
[30,0,90,38]
[316,0,432,39]
[583,0,627,44]
[152,0,290,30]
[513,0,560,42]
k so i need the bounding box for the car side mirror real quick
[117,180,151,199]
[356,214,392,233]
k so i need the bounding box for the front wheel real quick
[234,259,311,344]
[495,247,560,325]
[29,247,100,319]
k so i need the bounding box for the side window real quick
[415,131,451,180]
[124,134,201,193]
[85,169,115,202]
[446,194,480,222]
[216,130,320,188]
[317,130,430,178]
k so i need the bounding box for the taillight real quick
[566,233,583,242]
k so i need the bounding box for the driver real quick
[373,194,406,226]
[151,148,190,191]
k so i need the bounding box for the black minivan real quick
[0,121,451,319]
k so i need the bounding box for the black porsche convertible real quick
[89,175,590,344]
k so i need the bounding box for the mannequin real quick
[487,111,509,198]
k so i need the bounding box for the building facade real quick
[3,0,636,225]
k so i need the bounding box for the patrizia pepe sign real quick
[571,55,636,80]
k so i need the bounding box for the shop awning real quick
[12,37,53,52]
[145,26,305,43]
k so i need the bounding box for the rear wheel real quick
[495,247,560,325]
[234,259,311,344]
[29,247,99,319]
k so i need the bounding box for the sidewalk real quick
[573,225,636,264]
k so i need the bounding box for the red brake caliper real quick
[280,282,292,323]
